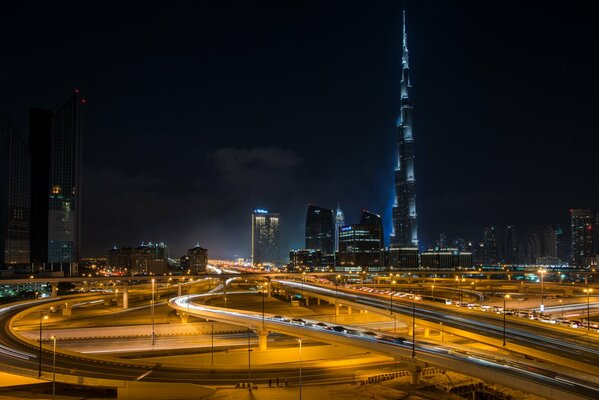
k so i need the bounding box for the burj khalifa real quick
[391,11,418,252]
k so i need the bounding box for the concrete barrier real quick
[117,381,214,400]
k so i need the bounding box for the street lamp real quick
[38,313,48,377]
[431,284,435,299]
[390,280,396,315]
[114,289,119,312]
[247,329,252,392]
[51,336,57,400]
[503,294,510,346]
[298,339,303,400]
[584,288,593,332]
[411,295,416,358]
[538,268,546,313]
[559,299,564,318]
[151,278,155,346]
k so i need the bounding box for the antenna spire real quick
[402,11,409,69]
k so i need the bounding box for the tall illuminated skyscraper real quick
[570,209,593,267]
[391,12,418,266]
[251,209,280,266]
[30,91,84,272]
[334,202,344,252]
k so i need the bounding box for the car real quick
[291,318,306,325]
[273,315,289,322]
[315,322,331,330]
[332,325,346,332]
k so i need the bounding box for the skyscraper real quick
[360,210,384,250]
[251,209,280,266]
[305,205,334,256]
[334,203,344,252]
[337,224,383,272]
[0,118,31,267]
[30,91,83,272]
[481,226,498,265]
[503,225,518,264]
[391,12,418,254]
[570,209,593,267]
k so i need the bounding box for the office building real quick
[360,210,384,250]
[251,209,280,266]
[520,227,558,265]
[503,225,518,264]
[107,242,168,275]
[420,247,472,269]
[480,226,498,265]
[0,119,31,268]
[288,249,322,272]
[30,91,83,273]
[571,209,594,267]
[187,244,208,273]
[334,203,344,252]
[305,205,334,256]
[337,224,383,272]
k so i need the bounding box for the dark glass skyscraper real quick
[391,12,418,251]
[360,210,384,250]
[305,205,334,256]
[251,209,280,266]
[503,225,518,264]
[570,209,593,267]
[0,118,31,267]
[30,91,83,268]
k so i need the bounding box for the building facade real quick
[571,209,594,267]
[187,244,208,273]
[520,227,558,265]
[305,205,334,256]
[0,119,31,268]
[420,247,473,269]
[391,12,418,256]
[288,249,322,272]
[30,91,83,272]
[337,224,383,272]
[503,225,518,264]
[251,209,280,266]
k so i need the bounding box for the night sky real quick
[2,1,599,259]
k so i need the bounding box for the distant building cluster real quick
[1,91,83,275]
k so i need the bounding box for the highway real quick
[0,297,398,386]
[169,293,599,399]
[278,280,599,368]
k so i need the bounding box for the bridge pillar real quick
[122,283,129,310]
[409,367,422,385]
[178,282,182,297]
[51,283,58,297]
[347,306,352,314]
[507,275,512,281]
[335,303,340,315]
[62,302,72,316]
[258,331,268,351]
[178,311,189,324]
[316,298,320,306]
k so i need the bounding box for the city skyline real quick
[2,2,599,259]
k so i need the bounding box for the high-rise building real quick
[391,12,418,267]
[420,247,473,269]
[30,91,83,272]
[288,249,322,272]
[187,244,208,273]
[503,225,518,264]
[337,224,383,272]
[0,118,31,267]
[334,203,344,252]
[251,209,280,266]
[305,205,334,256]
[571,209,594,267]
[520,227,558,265]
[360,210,384,250]
[481,226,498,265]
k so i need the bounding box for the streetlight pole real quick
[411,297,416,358]
[538,269,546,313]
[247,329,252,392]
[503,294,510,346]
[151,278,155,346]
[51,336,56,400]
[38,312,48,378]
[584,288,593,332]
[211,324,214,366]
[390,280,396,315]
[298,339,303,400]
